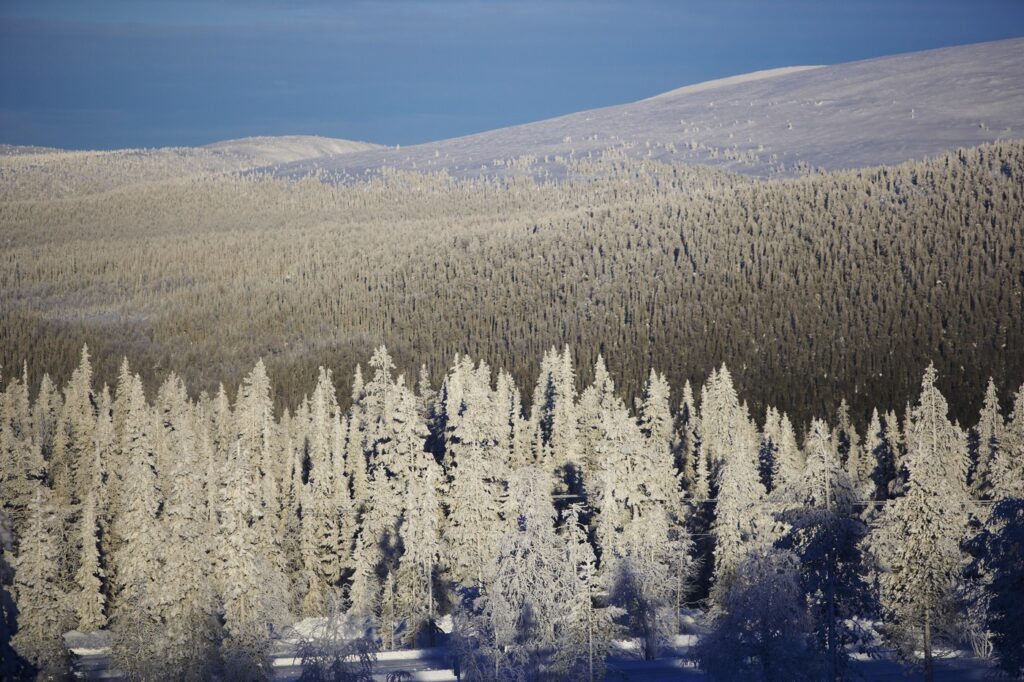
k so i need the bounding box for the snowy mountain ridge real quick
[264,37,1024,181]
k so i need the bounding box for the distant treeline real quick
[1,141,1022,427]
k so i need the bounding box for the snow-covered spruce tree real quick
[11,487,72,679]
[59,346,96,509]
[700,365,738,472]
[969,378,1004,499]
[576,355,619,494]
[394,450,443,646]
[154,372,192,497]
[637,369,673,456]
[373,371,430,501]
[218,444,277,681]
[361,346,396,447]
[300,367,342,616]
[605,504,692,661]
[235,360,290,584]
[346,524,381,622]
[345,406,370,516]
[235,361,279,500]
[159,401,221,680]
[91,388,115,568]
[708,397,766,605]
[1,433,46,540]
[865,409,897,504]
[278,411,307,611]
[530,347,581,487]
[836,402,872,498]
[493,369,525,471]
[349,469,404,623]
[33,373,62,471]
[331,413,356,580]
[463,466,573,680]
[0,508,24,680]
[442,440,505,589]
[833,399,858,470]
[694,547,820,682]
[863,365,971,681]
[109,374,167,681]
[110,375,162,587]
[758,407,781,492]
[1,367,48,533]
[967,498,1024,678]
[671,379,702,496]
[988,383,1023,499]
[554,504,621,681]
[773,419,869,681]
[71,487,105,631]
[774,411,804,492]
[885,408,907,493]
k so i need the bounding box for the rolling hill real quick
[265,37,1024,181]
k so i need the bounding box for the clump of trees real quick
[2,345,1023,680]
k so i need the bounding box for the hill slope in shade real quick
[268,38,1024,181]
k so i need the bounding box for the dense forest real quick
[1,345,1023,680]
[1,141,1022,427]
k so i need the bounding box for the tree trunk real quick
[588,606,594,682]
[923,606,934,682]
[428,570,435,647]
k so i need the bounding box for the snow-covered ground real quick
[64,628,998,681]
[263,37,1024,181]
[202,135,382,166]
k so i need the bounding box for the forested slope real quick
[2,141,1022,426]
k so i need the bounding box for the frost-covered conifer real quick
[708,399,765,604]
[671,380,702,495]
[989,384,1024,497]
[695,547,820,681]
[111,374,163,612]
[236,360,284,550]
[346,528,381,621]
[530,347,580,479]
[864,365,971,680]
[395,452,443,645]
[12,488,71,677]
[865,409,896,503]
[968,498,1024,678]
[774,419,868,681]
[472,467,573,678]
[605,505,691,660]
[442,441,504,587]
[160,401,220,678]
[33,373,62,466]
[637,369,673,452]
[0,509,20,680]
[971,378,1004,498]
[300,368,341,615]
[72,488,105,631]
[61,346,96,503]
[218,444,276,681]
[555,504,621,681]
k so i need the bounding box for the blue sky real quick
[1,0,1022,149]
